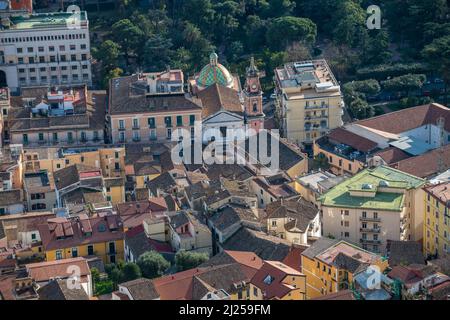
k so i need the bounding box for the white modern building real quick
[0,11,92,93]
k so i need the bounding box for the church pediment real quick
[203,110,244,124]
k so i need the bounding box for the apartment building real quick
[315,103,450,177]
[37,213,125,264]
[8,85,105,147]
[108,73,202,144]
[423,182,450,258]
[0,87,11,146]
[0,11,92,92]
[274,59,344,146]
[21,146,125,178]
[23,170,57,211]
[301,238,388,299]
[320,166,426,254]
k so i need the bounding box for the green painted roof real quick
[197,53,233,88]
[8,12,88,30]
[320,166,425,212]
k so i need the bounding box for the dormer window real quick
[263,275,274,285]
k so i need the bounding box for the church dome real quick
[196,52,234,89]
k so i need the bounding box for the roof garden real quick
[319,166,425,212]
[8,11,88,30]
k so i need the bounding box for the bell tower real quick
[243,57,264,131]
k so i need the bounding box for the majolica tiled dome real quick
[196,52,234,89]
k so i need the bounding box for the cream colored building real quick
[274,60,344,146]
[320,166,426,254]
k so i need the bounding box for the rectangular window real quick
[72,247,78,258]
[165,116,172,127]
[56,250,63,260]
[119,120,125,130]
[133,118,139,129]
[148,117,156,128]
[189,115,195,126]
[176,115,183,126]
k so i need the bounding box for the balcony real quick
[359,216,381,222]
[305,115,328,120]
[360,238,381,245]
[360,228,381,233]
[118,127,126,131]
[305,104,329,110]
[132,137,141,142]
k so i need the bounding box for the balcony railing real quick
[360,239,381,244]
[360,228,381,233]
[359,217,381,222]
[305,104,329,110]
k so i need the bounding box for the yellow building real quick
[104,177,126,205]
[21,147,126,178]
[301,238,388,299]
[274,60,343,146]
[313,127,378,176]
[38,214,125,264]
[424,182,450,258]
[250,261,306,300]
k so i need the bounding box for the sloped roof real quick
[355,103,450,134]
[198,83,243,118]
[328,127,378,153]
[119,278,159,300]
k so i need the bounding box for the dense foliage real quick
[175,250,209,271]
[137,251,171,279]
[87,0,449,115]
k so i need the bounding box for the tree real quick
[93,40,121,71]
[332,0,367,48]
[266,16,317,50]
[137,251,170,279]
[102,68,123,89]
[349,97,375,120]
[363,30,392,65]
[343,79,381,96]
[312,152,330,170]
[122,263,142,282]
[381,74,426,95]
[422,35,450,105]
[143,34,173,71]
[111,19,144,66]
[175,251,209,271]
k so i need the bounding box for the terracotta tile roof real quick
[328,127,378,153]
[424,182,450,205]
[282,246,309,272]
[38,279,89,300]
[38,215,124,251]
[116,198,168,216]
[26,257,90,283]
[53,164,100,190]
[312,289,355,300]
[373,147,411,164]
[119,278,159,300]
[266,197,319,233]
[250,260,304,299]
[0,189,22,206]
[355,103,450,134]
[223,227,291,261]
[387,265,423,286]
[151,263,249,300]
[387,240,424,267]
[110,91,202,115]
[198,83,243,118]
[389,144,450,178]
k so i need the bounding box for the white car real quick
[270,93,277,99]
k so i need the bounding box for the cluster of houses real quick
[0,4,449,299]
